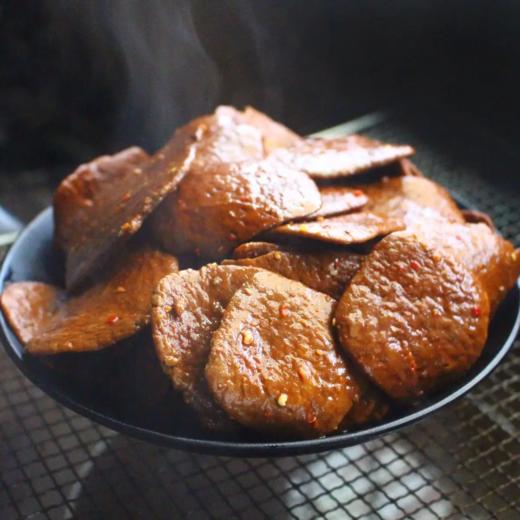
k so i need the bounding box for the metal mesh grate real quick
[1,109,519,519]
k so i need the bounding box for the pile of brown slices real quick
[2,106,520,439]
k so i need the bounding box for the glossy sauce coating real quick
[1,248,178,354]
[270,135,414,179]
[151,107,321,259]
[55,121,197,290]
[206,271,355,437]
[226,248,363,299]
[335,233,490,400]
[151,264,261,428]
[232,241,282,259]
[270,211,404,246]
[306,186,368,220]
[411,222,520,313]
[360,176,464,227]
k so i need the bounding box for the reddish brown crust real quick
[269,212,404,246]
[360,176,465,227]
[225,249,363,299]
[1,248,178,355]
[335,233,490,400]
[306,186,368,220]
[410,222,520,313]
[206,271,355,437]
[270,135,414,179]
[151,264,261,429]
[152,155,321,259]
[56,122,198,290]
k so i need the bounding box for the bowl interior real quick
[1,207,519,456]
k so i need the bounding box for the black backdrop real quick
[1,0,520,176]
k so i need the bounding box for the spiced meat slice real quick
[335,232,490,401]
[411,221,520,313]
[242,106,300,153]
[306,186,368,220]
[152,156,321,259]
[205,270,356,437]
[269,135,414,180]
[226,248,364,299]
[232,241,283,259]
[55,119,199,290]
[151,264,262,429]
[0,247,178,355]
[360,175,465,227]
[269,212,404,246]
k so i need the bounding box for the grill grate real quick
[1,109,519,519]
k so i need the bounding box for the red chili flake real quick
[353,189,364,197]
[121,192,131,202]
[106,314,120,325]
[410,260,420,271]
[279,303,289,318]
[471,306,482,318]
[228,233,237,241]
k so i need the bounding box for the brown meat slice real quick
[411,222,520,313]
[242,106,300,153]
[205,271,356,437]
[461,209,496,230]
[226,249,363,299]
[335,232,490,400]
[152,156,321,259]
[306,186,368,220]
[151,264,261,429]
[269,212,404,246]
[270,135,414,180]
[1,248,178,355]
[361,176,464,227]
[232,241,283,259]
[55,121,199,290]
[54,147,150,252]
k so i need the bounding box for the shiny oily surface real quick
[1,247,178,355]
[152,264,261,429]
[0,208,519,455]
[270,135,414,179]
[226,247,364,299]
[270,211,404,246]
[206,270,354,437]
[335,232,490,400]
[308,186,368,219]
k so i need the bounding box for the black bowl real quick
[1,207,519,457]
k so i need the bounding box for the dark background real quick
[1,0,519,219]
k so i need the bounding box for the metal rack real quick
[1,110,519,519]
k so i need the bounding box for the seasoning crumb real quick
[432,253,441,263]
[332,317,337,326]
[121,192,131,202]
[115,286,126,293]
[106,314,120,325]
[353,189,364,197]
[274,252,282,260]
[279,303,289,318]
[410,260,421,271]
[277,393,288,407]
[64,341,73,349]
[120,222,133,233]
[299,224,309,232]
[471,306,482,318]
[163,305,172,313]
[241,329,254,345]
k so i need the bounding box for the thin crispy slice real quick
[1,247,178,355]
[411,222,520,313]
[206,271,356,437]
[461,209,496,230]
[306,186,368,220]
[226,249,363,299]
[361,175,464,226]
[152,156,321,259]
[243,106,300,153]
[335,233,490,400]
[270,135,414,179]
[269,212,404,246]
[152,264,261,429]
[56,123,198,290]
[232,242,283,259]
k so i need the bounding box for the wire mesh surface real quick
[1,110,519,519]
